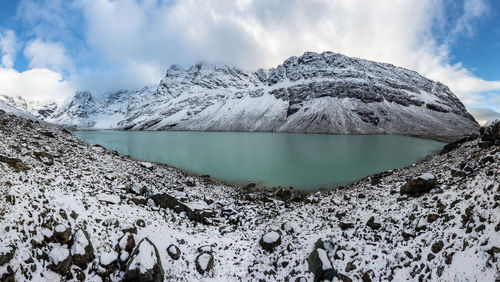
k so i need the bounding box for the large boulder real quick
[307,239,336,282]
[149,194,214,224]
[195,252,214,275]
[34,151,55,165]
[479,119,500,147]
[99,250,119,275]
[70,229,94,269]
[259,230,282,252]
[124,238,164,282]
[167,244,181,260]
[48,245,72,274]
[400,173,436,196]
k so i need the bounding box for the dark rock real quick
[475,224,485,232]
[445,252,455,265]
[41,131,55,138]
[345,261,356,272]
[195,252,214,275]
[400,173,436,196]
[307,239,336,282]
[244,183,256,189]
[370,171,392,185]
[427,253,435,261]
[70,229,95,269]
[54,224,71,244]
[259,230,282,252]
[117,233,136,253]
[34,151,55,165]
[431,241,444,253]
[131,197,147,205]
[337,273,353,282]
[339,222,354,230]
[0,155,22,165]
[366,216,381,230]
[48,245,72,274]
[362,269,373,282]
[451,168,465,178]
[275,188,292,201]
[439,134,478,155]
[0,245,14,266]
[427,214,439,223]
[480,155,495,164]
[149,193,214,224]
[185,180,195,187]
[167,244,181,260]
[0,155,29,172]
[125,238,164,282]
[136,219,146,228]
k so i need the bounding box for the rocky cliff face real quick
[6,52,480,138]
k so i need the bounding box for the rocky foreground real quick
[0,109,498,281]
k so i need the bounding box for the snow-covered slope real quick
[0,99,498,281]
[9,52,480,138]
[0,95,57,119]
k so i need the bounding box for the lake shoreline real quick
[70,126,464,143]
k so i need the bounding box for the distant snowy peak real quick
[9,51,480,138]
[47,86,157,129]
[0,95,57,119]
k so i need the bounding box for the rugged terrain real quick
[0,98,498,281]
[3,52,479,139]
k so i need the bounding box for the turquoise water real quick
[74,131,444,191]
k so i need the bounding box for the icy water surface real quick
[75,131,444,191]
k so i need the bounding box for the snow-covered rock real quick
[307,239,336,282]
[167,244,181,260]
[70,229,94,269]
[259,230,282,251]
[48,245,72,273]
[195,252,214,276]
[400,173,437,196]
[124,238,164,282]
[16,51,479,139]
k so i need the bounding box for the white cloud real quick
[468,107,500,125]
[0,30,18,68]
[24,39,74,73]
[0,67,75,103]
[72,0,500,105]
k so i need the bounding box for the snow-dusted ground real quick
[0,107,498,281]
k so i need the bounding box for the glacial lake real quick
[74,131,445,191]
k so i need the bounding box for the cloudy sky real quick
[0,0,499,122]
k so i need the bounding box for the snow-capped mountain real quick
[0,95,57,119]
[9,52,481,138]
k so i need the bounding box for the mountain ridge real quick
[2,51,479,139]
